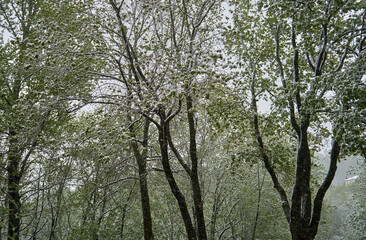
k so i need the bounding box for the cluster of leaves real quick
[1,0,365,239]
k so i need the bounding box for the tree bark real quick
[7,130,21,240]
[186,95,208,240]
[290,125,312,240]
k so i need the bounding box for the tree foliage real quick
[0,0,364,239]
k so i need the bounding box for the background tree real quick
[225,0,366,239]
[0,0,364,239]
[95,0,222,239]
[0,0,101,239]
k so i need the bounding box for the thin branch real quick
[275,23,300,136]
[250,65,291,224]
[166,99,182,123]
[335,48,348,72]
[167,124,192,176]
[306,53,315,72]
[315,24,328,76]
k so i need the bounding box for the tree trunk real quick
[158,117,196,240]
[49,182,65,240]
[137,157,154,240]
[130,118,154,240]
[7,130,21,240]
[290,125,312,240]
[209,175,223,240]
[186,95,207,240]
[251,165,265,240]
[119,183,135,239]
[308,140,340,239]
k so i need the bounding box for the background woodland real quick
[0,0,365,239]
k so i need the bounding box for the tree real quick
[64,110,141,240]
[96,0,222,239]
[0,1,101,239]
[1,0,364,239]
[225,0,366,239]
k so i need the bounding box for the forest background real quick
[0,0,365,240]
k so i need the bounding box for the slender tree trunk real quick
[209,175,223,240]
[31,179,44,240]
[49,216,56,240]
[120,183,135,239]
[186,95,207,240]
[129,118,154,240]
[251,165,265,240]
[250,68,291,224]
[158,116,196,240]
[308,140,340,239]
[49,181,65,240]
[209,193,218,240]
[7,130,21,240]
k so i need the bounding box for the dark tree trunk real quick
[110,1,154,237]
[186,95,207,240]
[158,116,196,240]
[120,183,135,239]
[130,118,154,240]
[290,125,312,240]
[49,182,65,240]
[7,130,21,240]
[307,140,340,239]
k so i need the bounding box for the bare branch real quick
[275,23,300,136]
[167,126,192,176]
[315,24,328,76]
[335,48,348,72]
